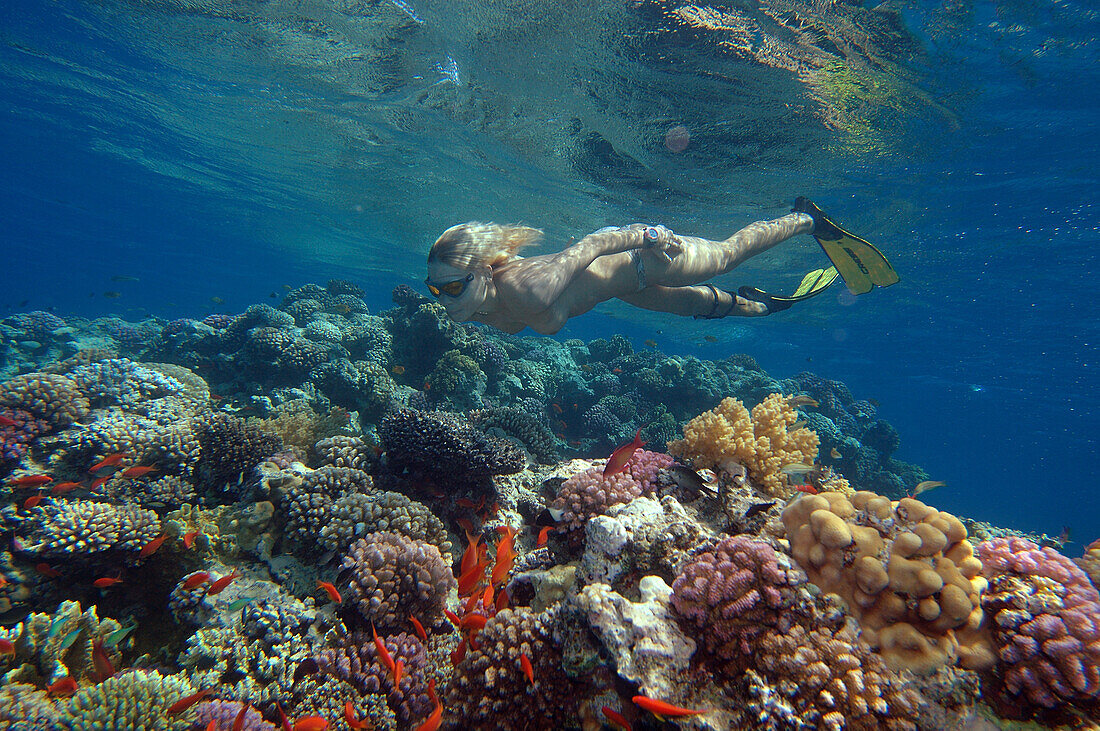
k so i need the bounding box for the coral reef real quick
[782,491,991,673]
[338,532,455,631]
[977,537,1100,714]
[15,500,162,557]
[669,393,818,496]
[60,669,196,730]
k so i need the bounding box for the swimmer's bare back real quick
[432,213,813,335]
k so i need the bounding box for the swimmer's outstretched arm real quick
[504,225,672,311]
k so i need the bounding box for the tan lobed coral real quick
[782,491,994,674]
[668,393,818,496]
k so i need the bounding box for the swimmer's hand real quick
[642,225,682,262]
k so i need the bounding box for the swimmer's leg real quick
[642,213,813,287]
[618,285,768,318]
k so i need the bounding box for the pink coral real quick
[977,537,1100,710]
[670,536,790,659]
[552,467,643,530]
[623,449,674,492]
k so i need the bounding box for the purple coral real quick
[552,467,644,530]
[623,449,674,493]
[5,310,66,339]
[320,630,432,725]
[192,700,275,730]
[978,537,1100,710]
[671,536,791,660]
[0,407,49,463]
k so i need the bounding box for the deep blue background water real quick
[1,0,1097,541]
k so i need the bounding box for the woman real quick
[423,197,898,335]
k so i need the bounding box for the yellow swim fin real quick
[793,197,899,295]
[737,266,839,314]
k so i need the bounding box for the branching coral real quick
[195,412,282,494]
[0,600,123,687]
[320,630,432,725]
[59,669,195,730]
[339,532,455,632]
[977,537,1100,712]
[552,467,645,532]
[16,500,161,557]
[0,373,90,427]
[668,393,818,496]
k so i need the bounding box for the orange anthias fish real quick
[794,484,818,495]
[414,679,442,731]
[443,609,461,627]
[457,560,486,597]
[0,638,14,656]
[119,465,156,479]
[167,688,213,715]
[460,530,480,577]
[344,701,371,730]
[51,481,83,495]
[601,706,633,731]
[206,570,240,595]
[36,563,61,578]
[46,676,78,697]
[292,715,330,731]
[536,526,552,548]
[21,493,44,510]
[490,526,517,587]
[481,585,494,610]
[89,453,127,472]
[8,474,52,487]
[182,530,200,549]
[138,534,169,558]
[393,658,404,688]
[494,587,509,612]
[0,414,18,427]
[318,581,342,604]
[371,622,396,677]
[233,703,252,731]
[459,614,488,633]
[632,695,707,718]
[91,639,115,681]
[90,476,110,491]
[519,653,534,685]
[93,576,123,588]
[182,572,211,590]
[450,637,467,665]
[408,615,428,643]
[603,428,645,477]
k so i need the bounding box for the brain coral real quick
[445,607,582,730]
[668,393,818,496]
[977,536,1100,711]
[339,532,455,632]
[782,491,991,674]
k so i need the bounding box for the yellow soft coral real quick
[669,394,819,496]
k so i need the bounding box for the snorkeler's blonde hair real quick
[428,222,543,269]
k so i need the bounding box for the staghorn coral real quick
[445,607,582,730]
[669,393,818,496]
[977,537,1100,712]
[379,408,525,488]
[339,532,455,632]
[671,535,792,661]
[320,630,432,725]
[320,490,452,560]
[59,669,195,730]
[16,500,161,557]
[782,491,991,674]
[195,412,282,494]
[0,372,90,427]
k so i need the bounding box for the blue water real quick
[1,0,1097,540]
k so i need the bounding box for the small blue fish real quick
[59,628,82,650]
[46,617,67,641]
[104,624,136,647]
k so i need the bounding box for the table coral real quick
[782,491,991,674]
[977,536,1100,712]
[339,532,455,632]
[668,393,818,496]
